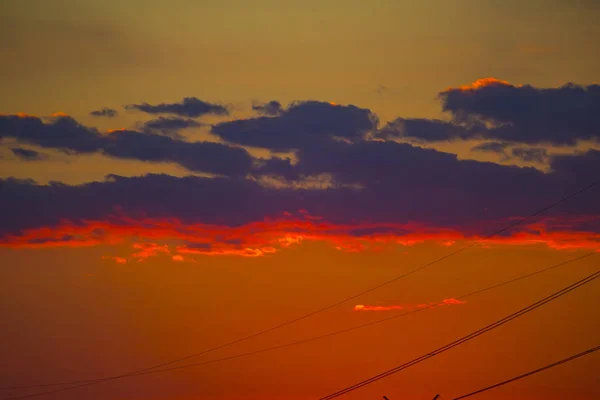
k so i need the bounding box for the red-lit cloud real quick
[1,214,598,260]
[441,298,467,305]
[131,242,170,260]
[102,256,128,264]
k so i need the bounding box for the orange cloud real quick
[442,298,467,305]
[354,305,404,311]
[14,112,36,118]
[354,298,467,312]
[3,111,70,120]
[102,256,128,264]
[49,112,69,118]
[444,77,515,92]
[178,244,278,258]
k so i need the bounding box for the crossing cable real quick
[451,344,600,399]
[318,268,600,399]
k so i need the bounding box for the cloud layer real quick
[11,147,46,161]
[2,79,600,258]
[212,101,377,151]
[0,114,251,176]
[441,79,600,145]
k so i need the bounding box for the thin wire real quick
[451,344,600,399]
[320,271,600,399]
[2,253,594,392]
[319,269,600,399]
[455,253,595,299]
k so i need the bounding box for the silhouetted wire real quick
[3,252,593,392]
[318,269,600,399]
[2,179,599,398]
[451,344,600,399]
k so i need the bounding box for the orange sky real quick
[1,243,598,400]
[1,1,600,399]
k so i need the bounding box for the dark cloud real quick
[511,147,549,163]
[126,97,229,118]
[252,101,284,116]
[0,114,251,176]
[550,149,600,185]
[2,146,598,239]
[0,114,104,152]
[89,107,118,118]
[0,175,272,235]
[140,117,202,137]
[292,140,551,201]
[471,141,509,153]
[377,118,476,142]
[212,101,377,151]
[441,81,600,145]
[102,130,252,177]
[11,147,46,161]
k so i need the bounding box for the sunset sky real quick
[1,1,600,399]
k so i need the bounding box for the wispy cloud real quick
[126,97,228,118]
[90,107,118,118]
[354,298,467,312]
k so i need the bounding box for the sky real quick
[1,1,600,399]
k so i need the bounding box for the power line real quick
[318,268,600,399]
[2,179,599,398]
[451,344,600,399]
[3,252,593,392]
